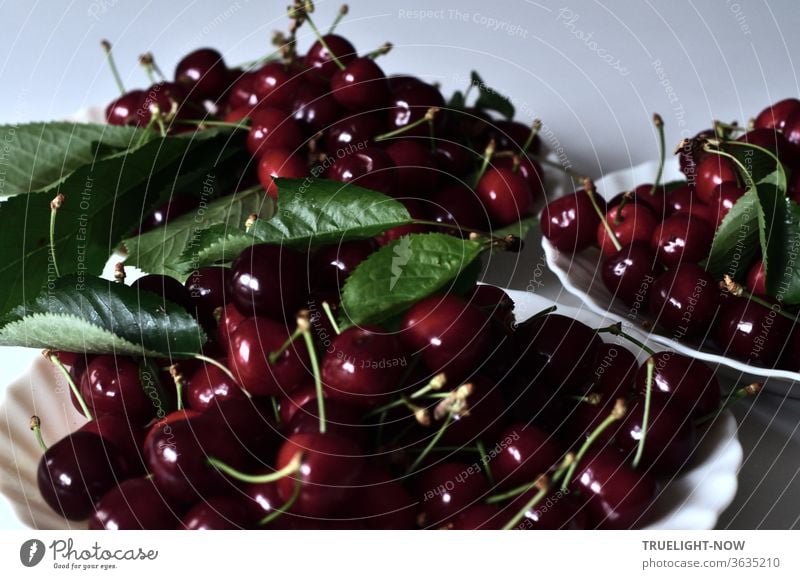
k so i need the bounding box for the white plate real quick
[0,289,741,530]
[541,158,800,398]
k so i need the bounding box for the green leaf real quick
[177,224,258,272]
[340,232,485,326]
[471,71,515,120]
[0,122,146,198]
[124,184,272,279]
[248,178,411,247]
[492,216,537,239]
[0,275,205,357]
[0,127,241,315]
[706,187,762,281]
[448,90,466,109]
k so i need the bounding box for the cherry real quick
[105,90,145,126]
[666,184,697,215]
[139,82,196,127]
[781,109,800,146]
[354,467,417,529]
[468,284,515,323]
[383,139,440,193]
[540,189,603,252]
[475,167,533,226]
[387,82,446,137]
[441,375,507,446]
[387,74,426,92]
[712,295,792,366]
[614,396,697,476]
[634,352,721,417]
[243,479,283,521]
[184,266,232,327]
[257,148,307,199]
[311,240,375,292]
[304,35,357,81]
[79,355,155,423]
[37,431,123,520]
[597,201,657,256]
[432,141,473,176]
[648,264,718,337]
[674,203,716,226]
[144,414,245,501]
[400,294,491,383]
[695,154,738,203]
[650,213,714,268]
[182,496,254,530]
[571,447,656,529]
[204,397,281,464]
[275,432,364,517]
[324,145,395,194]
[601,242,660,307]
[225,71,259,110]
[186,359,246,412]
[245,107,304,156]
[628,184,669,219]
[252,61,297,109]
[491,423,562,491]
[229,243,305,320]
[677,129,714,182]
[321,325,407,405]
[80,415,145,477]
[374,199,429,245]
[746,260,767,295]
[493,155,545,207]
[448,504,503,529]
[709,181,745,227]
[331,57,389,111]
[216,303,246,347]
[414,461,488,525]
[324,112,385,153]
[737,128,796,165]
[506,492,588,530]
[483,120,541,155]
[227,317,310,397]
[174,48,229,101]
[291,81,343,133]
[754,98,800,131]
[89,477,179,530]
[427,183,490,235]
[283,394,366,445]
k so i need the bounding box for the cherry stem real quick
[560,398,627,491]
[192,354,249,397]
[702,142,757,193]
[632,358,655,469]
[367,373,447,416]
[305,14,345,70]
[45,351,92,421]
[49,194,64,278]
[472,139,496,187]
[327,4,349,34]
[694,383,763,425]
[486,452,573,504]
[720,275,799,323]
[366,42,392,59]
[268,326,304,364]
[406,412,453,474]
[713,120,745,137]
[139,53,158,85]
[208,452,303,484]
[30,416,47,452]
[258,477,301,526]
[321,301,341,335]
[583,178,622,252]
[649,113,665,197]
[271,396,281,425]
[168,365,185,411]
[520,119,542,157]
[298,312,326,434]
[374,107,440,142]
[501,478,550,530]
[100,40,126,95]
[134,114,159,147]
[596,322,656,356]
[476,439,495,486]
[614,193,632,224]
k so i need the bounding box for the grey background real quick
[0,0,798,529]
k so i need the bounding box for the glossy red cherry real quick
[427,183,490,235]
[475,167,533,226]
[174,48,228,101]
[493,155,545,207]
[597,201,657,256]
[89,477,179,530]
[482,120,541,154]
[182,496,254,530]
[80,355,155,423]
[754,98,800,131]
[275,432,364,517]
[666,184,697,215]
[79,414,145,477]
[709,181,745,227]
[713,295,792,366]
[601,242,660,307]
[291,81,342,133]
[737,128,796,165]
[400,294,491,383]
[37,431,124,520]
[650,213,714,268]
[415,462,488,525]
[634,351,721,417]
[695,154,738,203]
[257,148,307,199]
[304,35,357,81]
[245,107,304,156]
[746,260,767,295]
[184,266,232,327]
[432,141,473,176]
[252,62,297,109]
[648,264,718,337]
[186,359,246,412]
[229,243,305,320]
[383,139,439,192]
[780,109,800,146]
[330,57,389,111]
[387,82,446,137]
[355,468,417,529]
[216,303,246,347]
[540,189,603,252]
[440,375,507,446]
[324,145,395,195]
[492,423,562,490]
[324,112,385,153]
[105,90,145,126]
[225,71,259,110]
[311,240,374,292]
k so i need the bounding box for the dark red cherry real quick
[629,183,669,219]
[330,57,389,111]
[540,189,603,252]
[275,432,364,517]
[186,359,246,412]
[492,423,562,491]
[182,496,254,530]
[400,294,491,383]
[493,155,545,207]
[571,447,656,529]
[475,167,533,226]
[227,317,310,397]
[323,112,385,152]
[441,375,507,446]
[204,397,281,464]
[105,90,145,126]
[746,260,766,295]
[601,242,660,307]
[324,145,395,194]
[79,355,155,423]
[225,71,259,110]
[174,48,228,101]
[252,61,297,109]
[80,415,145,477]
[387,82,446,137]
[355,468,417,529]
[245,107,304,156]
[184,266,232,326]
[321,325,407,405]
[37,431,123,520]
[737,128,796,165]
[597,201,657,256]
[427,184,490,235]
[243,479,283,522]
[311,240,374,292]
[709,181,745,226]
[415,462,488,525]
[713,295,792,366]
[754,98,800,131]
[648,264,718,337]
[291,81,342,133]
[257,147,307,199]
[216,303,246,347]
[283,394,366,445]
[229,243,305,320]
[468,284,515,323]
[506,492,588,530]
[483,120,541,155]
[634,352,721,417]
[383,139,439,192]
[89,477,179,530]
[780,109,800,146]
[139,82,196,127]
[695,154,738,203]
[650,213,714,268]
[304,35,357,81]
[674,203,716,226]
[432,141,473,176]
[677,129,714,182]
[665,184,696,215]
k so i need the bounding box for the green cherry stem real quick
[695,383,763,425]
[271,396,282,426]
[721,275,800,323]
[45,350,92,421]
[486,453,573,504]
[168,365,185,411]
[501,477,550,530]
[301,11,345,71]
[100,40,126,95]
[259,478,301,526]
[328,4,349,34]
[49,193,64,278]
[374,107,440,142]
[268,326,304,364]
[209,451,303,484]
[632,358,655,469]
[321,301,341,335]
[520,119,542,157]
[649,113,665,197]
[193,354,248,396]
[367,373,447,417]
[472,139,496,188]
[596,322,656,356]
[138,53,158,85]
[298,311,326,434]
[366,42,393,60]
[476,439,494,486]
[406,413,453,474]
[30,416,48,452]
[583,178,621,252]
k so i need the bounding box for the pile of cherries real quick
[541,102,800,370]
